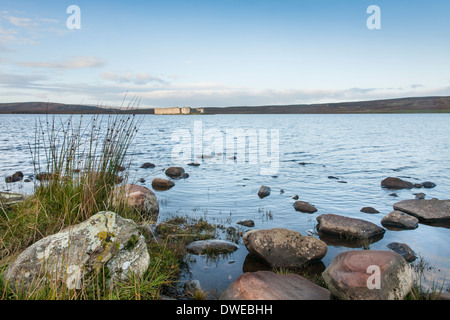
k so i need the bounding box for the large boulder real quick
[322,250,413,300]
[165,167,185,179]
[381,211,419,230]
[5,211,149,291]
[316,214,385,240]
[393,199,450,223]
[381,177,414,189]
[113,184,159,218]
[243,228,327,268]
[221,271,331,300]
[293,201,318,213]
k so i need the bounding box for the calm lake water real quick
[1,113,449,296]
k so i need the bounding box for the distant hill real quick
[1,96,450,114]
[204,96,450,114]
[0,102,119,114]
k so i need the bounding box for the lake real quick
[1,113,449,296]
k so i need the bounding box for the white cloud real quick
[100,71,167,85]
[18,56,106,69]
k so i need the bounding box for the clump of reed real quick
[0,103,142,265]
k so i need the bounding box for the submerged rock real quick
[387,242,417,262]
[381,177,414,189]
[243,228,327,268]
[381,211,419,230]
[316,214,385,240]
[293,201,318,213]
[221,271,331,300]
[322,250,413,300]
[393,199,450,223]
[186,240,239,255]
[5,211,149,291]
[257,186,271,199]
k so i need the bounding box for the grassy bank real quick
[0,111,218,300]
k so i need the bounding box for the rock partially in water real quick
[187,162,200,167]
[413,183,423,188]
[393,199,450,223]
[113,184,159,218]
[292,195,299,200]
[389,193,399,197]
[243,228,327,268]
[381,177,414,189]
[257,186,271,199]
[186,240,239,255]
[413,193,425,200]
[421,181,436,189]
[236,219,255,227]
[221,271,331,300]
[322,250,413,300]
[387,242,417,262]
[5,211,149,291]
[381,211,419,230]
[293,201,317,213]
[140,162,155,169]
[151,178,175,191]
[165,167,185,179]
[360,207,380,214]
[5,171,24,183]
[316,214,385,240]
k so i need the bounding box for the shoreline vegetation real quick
[0,110,449,300]
[1,96,450,115]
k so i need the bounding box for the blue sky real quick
[0,0,449,107]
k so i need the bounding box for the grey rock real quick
[257,186,271,199]
[293,201,318,213]
[243,228,327,268]
[140,162,155,169]
[381,211,419,230]
[316,214,385,240]
[165,167,185,178]
[381,177,414,189]
[393,199,450,223]
[387,242,417,262]
[236,219,255,227]
[421,181,436,189]
[5,211,150,291]
[151,178,175,190]
[360,207,380,214]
